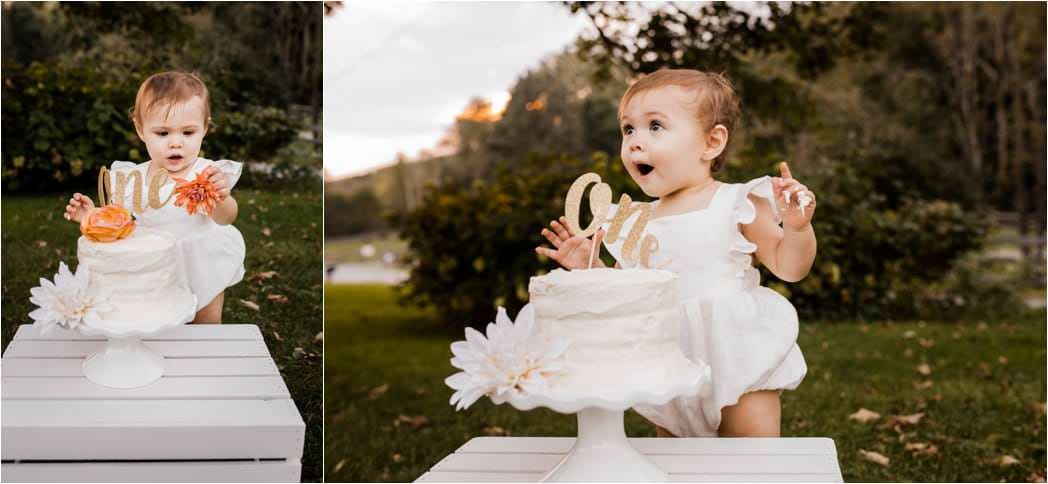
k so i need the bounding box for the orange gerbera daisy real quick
[173,171,221,216]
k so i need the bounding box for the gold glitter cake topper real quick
[96,167,176,214]
[564,172,659,268]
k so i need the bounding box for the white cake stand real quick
[77,290,197,389]
[499,363,711,482]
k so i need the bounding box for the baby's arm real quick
[203,167,238,225]
[743,196,816,282]
[64,193,97,223]
[742,164,817,282]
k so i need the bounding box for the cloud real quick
[324,2,589,178]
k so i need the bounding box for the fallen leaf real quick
[483,425,507,436]
[903,330,916,338]
[997,355,1008,365]
[392,453,403,463]
[977,321,988,331]
[904,348,914,358]
[886,412,925,427]
[913,380,934,390]
[993,454,1018,467]
[267,294,289,303]
[251,271,278,281]
[293,347,306,359]
[368,383,389,400]
[859,449,890,467]
[998,455,1020,466]
[272,331,285,342]
[1032,402,1046,414]
[918,338,935,348]
[34,240,47,248]
[917,363,931,375]
[333,459,346,473]
[849,408,881,423]
[262,227,272,237]
[239,299,260,311]
[313,331,324,344]
[395,414,429,429]
[905,442,939,456]
[1027,470,1047,483]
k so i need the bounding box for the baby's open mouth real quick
[636,163,654,176]
[167,155,184,161]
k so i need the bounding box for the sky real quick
[323,2,592,179]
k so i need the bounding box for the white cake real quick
[528,268,701,395]
[77,228,196,333]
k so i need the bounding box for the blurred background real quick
[1,3,323,481]
[324,2,1047,483]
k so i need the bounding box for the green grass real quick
[1,189,323,482]
[325,283,1047,482]
[324,232,405,264]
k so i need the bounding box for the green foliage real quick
[771,162,1020,320]
[1,2,321,192]
[326,190,388,238]
[396,152,634,328]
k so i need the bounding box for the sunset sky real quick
[323,2,591,179]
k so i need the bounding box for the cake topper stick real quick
[586,229,605,269]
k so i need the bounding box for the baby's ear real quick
[703,124,729,161]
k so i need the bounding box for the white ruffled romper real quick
[107,157,246,311]
[601,176,807,437]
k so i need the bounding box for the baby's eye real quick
[157,131,169,137]
[184,130,196,136]
[650,121,663,131]
[622,125,634,135]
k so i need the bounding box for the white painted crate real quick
[416,436,843,482]
[1,324,305,483]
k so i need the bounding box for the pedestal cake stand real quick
[78,290,197,389]
[499,363,711,482]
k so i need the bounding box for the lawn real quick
[1,189,324,483]
[325,283,1047,483]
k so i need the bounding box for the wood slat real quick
[13,324,263,341]
[1,376,290,400]
[416,471,841,483]
[1,357,278,377]
[2,400,304,460]
[432,452,839,475]
[459,436,838,456]
[2,340,269,358]
[0,460,301,483]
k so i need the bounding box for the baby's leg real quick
[718,390,781,437]
[192,292,224,324]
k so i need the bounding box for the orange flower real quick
[173,171,220,216]
[80,204,136,243]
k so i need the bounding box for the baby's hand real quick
[773,161,817,230]
[535,216,605,270]
[63,193,96,223]
[203,166,232,202]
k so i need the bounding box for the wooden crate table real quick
[1,324,305,483]
[416,436,843,482]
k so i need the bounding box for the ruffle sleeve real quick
[730,176,780,269]
[208,159,243,188]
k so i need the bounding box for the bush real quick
[396,152,634,328]
[2,60,308,192]
[398,152,1006,327]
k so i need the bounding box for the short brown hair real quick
[130,71,212,129]
[619,68,740,173]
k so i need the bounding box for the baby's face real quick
[619,86,711,198]
[136,96,208,176]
